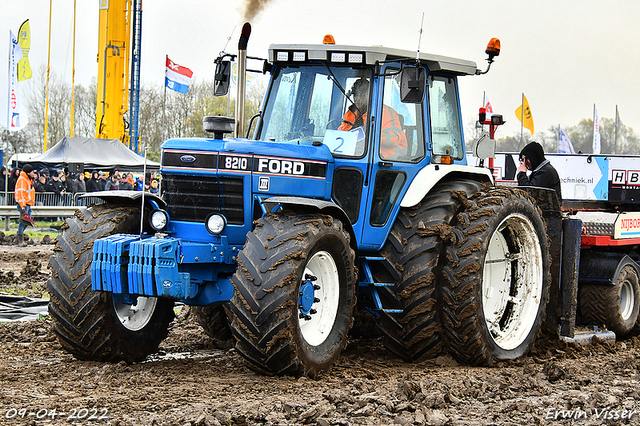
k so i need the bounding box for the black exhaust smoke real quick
[243,0,271,21]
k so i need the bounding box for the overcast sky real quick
[2,0,640,148]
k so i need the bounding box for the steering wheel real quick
[325,119,343,130]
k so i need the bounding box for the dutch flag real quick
[165,56,193,94]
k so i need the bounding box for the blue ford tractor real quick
[48,32,553,376]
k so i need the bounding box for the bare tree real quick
[23,66,71,151]
[159,78,263,142]
[564,118,638,155]
[10,66,266,163]
[73,79,98,137]
[138,84,164,152]
[0,128,30,163]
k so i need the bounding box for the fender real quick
[262,196,357,251]
[400,164,493,208]
[80,190,166,210]
[579,252,640,286]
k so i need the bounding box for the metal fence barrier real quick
[1,191,107,207]
[0,191,107,231]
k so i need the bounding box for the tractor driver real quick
[338,78,408,159]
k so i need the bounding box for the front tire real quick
[442,187,550,365]
[226,212,356,376]
[47,205,175,363]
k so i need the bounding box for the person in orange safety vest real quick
[338,78,407,159]
[15,163,37,245]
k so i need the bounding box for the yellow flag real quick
[515,94,534,135]
[17,20,32,81]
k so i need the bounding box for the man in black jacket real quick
[45,171,66,205]
[517,141,562,203]
[86,170,102,192]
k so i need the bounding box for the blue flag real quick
[558,128,575,154]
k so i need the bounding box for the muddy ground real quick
[1,245,640,425]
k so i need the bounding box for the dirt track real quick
[1,246,640,425]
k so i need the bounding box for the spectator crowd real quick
[0,166,161,206]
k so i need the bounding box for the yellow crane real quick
[95,0,142,151]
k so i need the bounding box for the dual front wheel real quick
[48,205,356,376]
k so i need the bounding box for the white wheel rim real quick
[113,296,157,331]
[299,250,340,347]
[482,213,543,350]
[620,279,635,321]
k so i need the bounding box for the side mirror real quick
[214,59,232,96]
[469,131,496,159]
[400,66,426,103]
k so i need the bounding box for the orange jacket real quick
[15,170,35,208]
[338,105,366,131]
[338,104,407,158]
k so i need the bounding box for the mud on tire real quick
[374,180,485,361]
[226,212,357,376]
[441,187,550,366]
[47,205,175,363]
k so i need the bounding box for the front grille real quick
[163,175,244,225]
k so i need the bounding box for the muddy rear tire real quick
[226,212,356,376]
[442,187,550,366]
[374,180,485,361]
[580,265,640,337]
[47,205,175,363]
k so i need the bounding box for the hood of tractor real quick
[162,137,333,180]
[160,137,334,233]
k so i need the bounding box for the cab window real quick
[428,75,463,159]
[258,65,371,158]
[381,71,425,162]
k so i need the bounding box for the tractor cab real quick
[235,43,480,250]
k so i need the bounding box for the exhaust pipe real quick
[235,22,251,138]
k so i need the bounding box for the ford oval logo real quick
[180,155,196,163]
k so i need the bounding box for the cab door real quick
[358,66,427,250]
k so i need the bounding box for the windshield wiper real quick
[322,63,353,105]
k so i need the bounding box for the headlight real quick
[149,209,169,231]
[206,214,226,235]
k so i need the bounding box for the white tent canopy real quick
[14,137,159,172]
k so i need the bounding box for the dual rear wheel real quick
[442,188,550,365]
[376,185,550,365]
